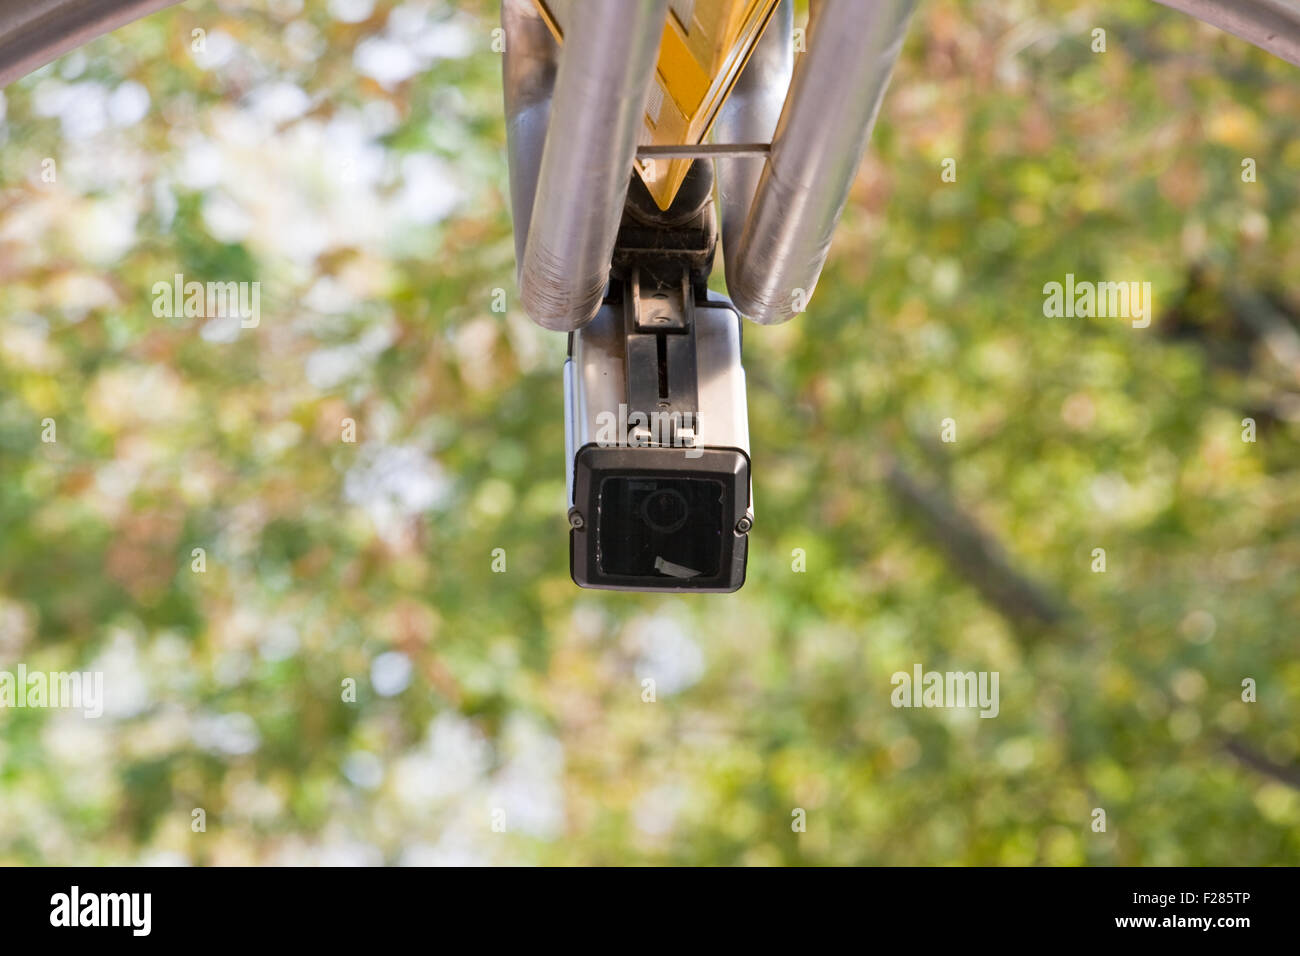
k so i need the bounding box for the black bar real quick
[0,865,1284,942]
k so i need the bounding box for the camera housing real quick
[564,271,753,591]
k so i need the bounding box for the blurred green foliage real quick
[0,0,1297,865]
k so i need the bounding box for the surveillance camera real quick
[564,267,753,591]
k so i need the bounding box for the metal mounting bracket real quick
[636,142,771,160]
[621,264,700,450]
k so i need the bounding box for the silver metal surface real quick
[0,0,179,88]
[726,0,916,324]
[711,0,793,288]
[502,0,560,269]
[519,0,669,331]
[565,293,751,508]
[1153,0,1300,66]
[638,143,771,159]
[694,292,752,460]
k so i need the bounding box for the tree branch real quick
[1222,736,1300,791]
[880,453,1068,630]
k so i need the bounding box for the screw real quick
[735,515,753,534]
[568,508,585,530]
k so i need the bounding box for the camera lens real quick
[595,475,727,580]
[640,487,690,534]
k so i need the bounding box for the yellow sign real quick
[533,0,782,210]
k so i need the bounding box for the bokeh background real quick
[1,0,1298,865]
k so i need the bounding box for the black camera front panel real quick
[571,445,750,591]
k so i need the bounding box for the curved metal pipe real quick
[0,0,179,88]
[726,0,916,324]
[502,0,559,270]
[1153,0,1300,67]
[519,0,669,332]
[711,0,793,286]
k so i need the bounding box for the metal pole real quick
[518,0,669,332]
[502,0,560,272]
[711,0,793,293]
[725,0,917,325]
[1152,0,1300,67]
[0,0,180,88]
